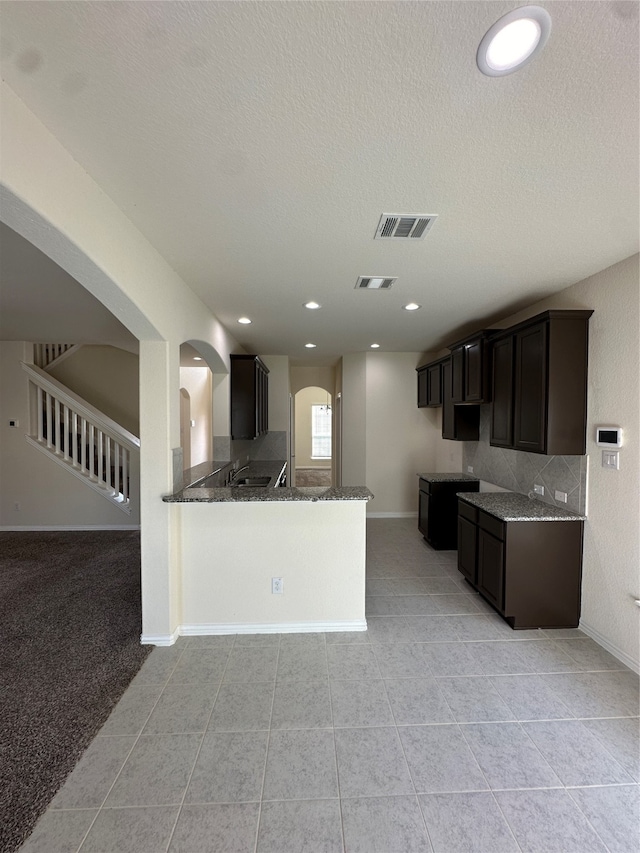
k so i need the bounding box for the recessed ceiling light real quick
[193,356,203,361]
[403,303,422,311]
[304,301,321,309]
[305,343,317,348]
[237,317,252,325]
[477,6,551,77]
[370,343,380,349]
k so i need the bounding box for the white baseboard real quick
[579,619,639,674]
[367,512,418,519]
[141,628,181,646]
[141,620,368,646]
[0,525,140,531]
[181,620,368,637]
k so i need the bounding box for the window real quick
[311,404,332,459]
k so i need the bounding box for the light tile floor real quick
[20,518,639,852]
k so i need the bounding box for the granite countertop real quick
[457,491,586,522]
[417,472,479,483]
[164,460,373,503]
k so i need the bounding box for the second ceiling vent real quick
[355,276,397,290]
[375,213,438,240]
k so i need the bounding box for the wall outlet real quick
[555,490,568,503]
[13,502,21,511]
[467,465,474,474]
[533,484,545,496]
[272,577,284,595]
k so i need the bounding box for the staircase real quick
[22,362,139,514]
[33,343,80,369]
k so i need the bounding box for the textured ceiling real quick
[0,1,638,364]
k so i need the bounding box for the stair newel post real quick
[63,403,70,460]
[114,441,121,497]
[105,434,112,492]
[122,446,129,503]
[97,430,104,486]
[53,397,61,454]
[88,424,95,479]
[71,411,78,466]
[37,385,44,441]
[45,392,51,447]
[81,418,87,473]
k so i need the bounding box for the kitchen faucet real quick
[229,464,249,484]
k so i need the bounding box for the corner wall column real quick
[140,340,181,643]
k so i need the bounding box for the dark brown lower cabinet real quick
[457,499,584,629]
[419,478,479,550]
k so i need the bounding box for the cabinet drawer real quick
[479,510,505,541]
[419,479,431,494]
[458,500,477,523]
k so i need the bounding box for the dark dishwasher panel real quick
[418,478,480,550]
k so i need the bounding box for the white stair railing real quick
[33,343,79,369]
[22,362,140,513]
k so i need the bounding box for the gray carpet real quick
[0,531,151,853]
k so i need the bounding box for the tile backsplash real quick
[214,431,288,464]
[463,407,588,515]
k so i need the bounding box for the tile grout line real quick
[254,633,282,853]
[377,655,437,851]
[74,640,189,853]
[327,642,348,853]
[162,636,236,853]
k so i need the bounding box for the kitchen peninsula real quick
[164,462,373,638]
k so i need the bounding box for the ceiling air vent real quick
[374,213,438,240]
[355,276,397,290]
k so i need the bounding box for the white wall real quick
[49,345,139,436]
[341,351,440,515]
[1,82,240,639]
[0,341,140,528]
[290,366,335,395]
[341,353,367,488]
[179,366,212,466]
[262,355,290,432]
[295,386,332,468]
[179,501,366,632]
[484,254,639,668]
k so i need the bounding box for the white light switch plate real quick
[533,484,545,496]
[602,450,620,469]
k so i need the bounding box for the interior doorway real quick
[293,386,332,486]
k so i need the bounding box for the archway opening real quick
[293,386,332,487]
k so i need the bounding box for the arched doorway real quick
[293,386,333,486]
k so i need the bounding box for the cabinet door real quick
[490,335,514,448]
[513,322,547,453]
[417,367,428,408]
[442,359,455,439]
[451,347,464,403]
[464,339,483,402]
[477,529,505,611]
[457,516,478,585]
[418,489,430,538]
[427,363,442,406]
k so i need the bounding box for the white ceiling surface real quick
[0,1,638,365]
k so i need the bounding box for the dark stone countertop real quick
[457,491,586,522]
[417,472,480,483]
[164,460,373,503]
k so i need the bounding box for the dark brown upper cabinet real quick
[489,310,593,455]
[448,330,497,404]
[416,358,446,408]
[230,354,269,440]
[442,357,480,441]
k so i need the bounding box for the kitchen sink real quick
[231,477,271,487]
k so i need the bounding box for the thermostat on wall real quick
[596,426,623,448]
